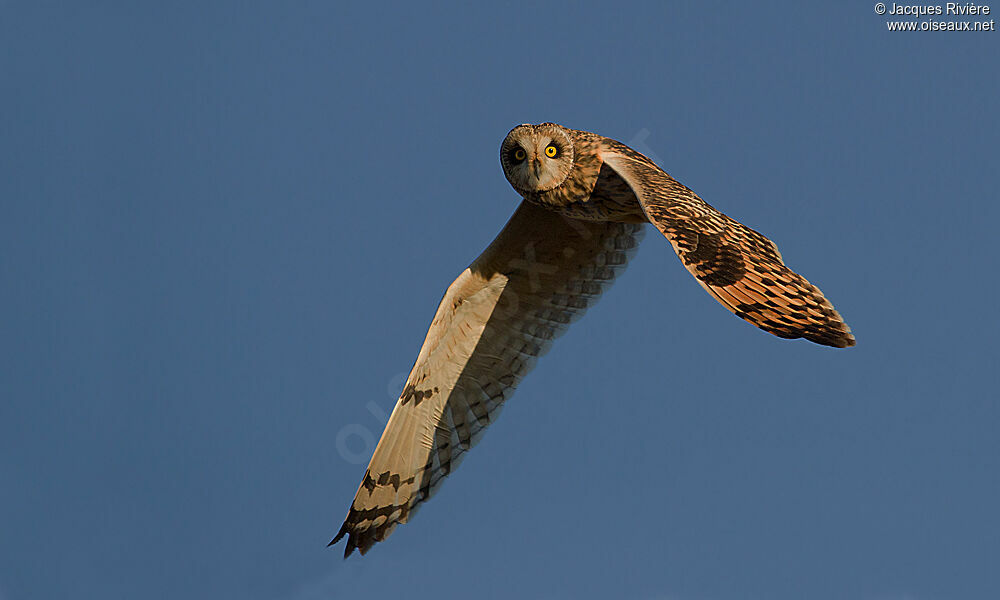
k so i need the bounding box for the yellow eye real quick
[544,144,558,158]
[513,148,526,162]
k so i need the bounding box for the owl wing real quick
[331,200,644,557]
[599,142,854,348]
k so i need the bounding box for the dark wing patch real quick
[600,147,855,348]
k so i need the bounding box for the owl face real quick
[500,123,575,193]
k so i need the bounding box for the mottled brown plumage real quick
[331,123,854,557]
[597,140,855,348]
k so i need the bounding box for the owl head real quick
[500,123,575,193]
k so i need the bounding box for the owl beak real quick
[531,157,542,179]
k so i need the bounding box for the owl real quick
[331,123,854,557]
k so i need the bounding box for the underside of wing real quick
[331,201,644,556]
[600,147,854,348]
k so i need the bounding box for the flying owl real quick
[331,123,854,557]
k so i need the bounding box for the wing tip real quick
[329,513,400,558]
[328,522,357,559]
[803,321,855,348]
[817,307,856,349]
[328,530,368,559]
[820,333,856,348]
[838,330,857,348]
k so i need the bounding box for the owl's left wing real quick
[331,201,644,557]
[599,142,854,348]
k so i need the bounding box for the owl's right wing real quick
[331,200,644,557]
[599,142,855,348]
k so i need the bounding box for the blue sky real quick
[2,2,998,599]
